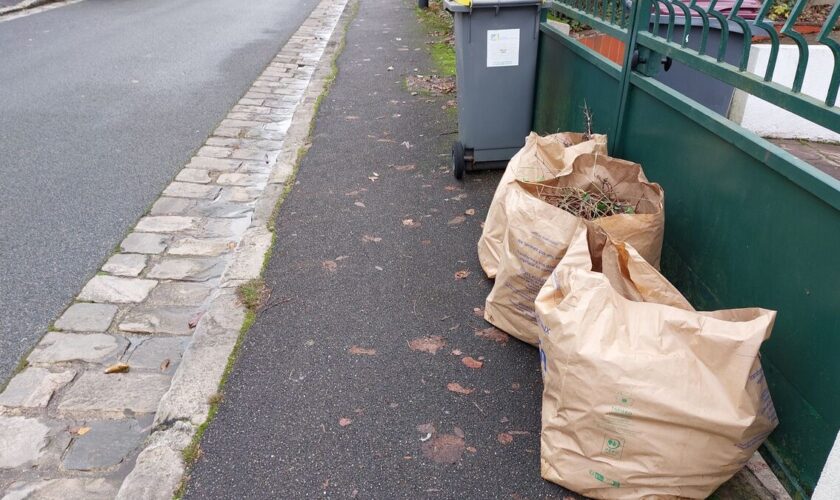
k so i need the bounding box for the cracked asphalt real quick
[184,0,575,497]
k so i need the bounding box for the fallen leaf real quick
[354,201,366,208]
[188,311,203,329]
[227,241,237,250]
[349,346,377,356]
[454,270,470,280]
[104,362,129,374]
[451,349,462,356]
[462,357,483,369]
[421,434,465,464]
[339,418,352,427]
[160,358,171,371]
[322,260,338,272]
[69,426,91,436]
[402,218,420,228]
[497,432,514,444]
[447,215,466,226]
[465,208,476,216]
[472,306,484,317]
[409,335,445,354]
[416,423,436,434]
[361,234,382,243]
[393,164,415,171]
[474,327,510,345]
[447,382,474,395]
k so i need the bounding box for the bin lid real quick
[444,0,543,12]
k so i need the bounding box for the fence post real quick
[610,0,650,156]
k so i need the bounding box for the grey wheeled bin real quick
[443,0,543,179]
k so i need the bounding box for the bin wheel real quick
[452,141,466,180]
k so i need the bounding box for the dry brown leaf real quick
[322,260,338,272]
[447,215,466,225]
[497,432,514,444]
[421,434,465,464]
[464,208,476,216]
[402,218,420,228]
[188,311,203,329]
[227,241,236,250]
[339,417,352,427]
[394,164,415,171]
[361,235,382,243]
[409,335,445,354]
[349,346,377,356]
[104,362,129,374]
[69,426,91,436]
[474,327,510,345]
[160,358,171,371]
[354,201,366,208]
[454,270,470,280]
[462,357,483,369]
[447,382,474,395]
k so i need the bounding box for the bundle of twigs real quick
[536,176,638,220]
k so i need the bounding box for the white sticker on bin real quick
[486,28,520,67]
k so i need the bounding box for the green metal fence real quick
[534,0,840,496]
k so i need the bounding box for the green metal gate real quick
[533,1,839,496]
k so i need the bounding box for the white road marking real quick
[0,0,85,23]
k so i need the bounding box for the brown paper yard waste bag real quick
[478,131,607,278]
[483,152,664,345]
[535,227,779,499]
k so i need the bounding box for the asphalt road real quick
[185,0,575,496]
[0,0,319,383]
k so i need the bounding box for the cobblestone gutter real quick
[0,0,350,497]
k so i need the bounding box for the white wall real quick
[813,431,840,500]
[728,44,840,143]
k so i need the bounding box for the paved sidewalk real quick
[771,139,840,181]
[183,0,573,497]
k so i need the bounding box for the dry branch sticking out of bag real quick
[535,176,638,220]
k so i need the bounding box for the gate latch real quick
[631,47,672,77]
